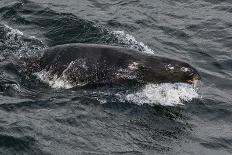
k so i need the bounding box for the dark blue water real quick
[0,0,232,154]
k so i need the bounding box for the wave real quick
[0,23,45,57]
[112,30,154,54]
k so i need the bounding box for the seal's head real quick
[164,62,201,88]
[139,56,201,88]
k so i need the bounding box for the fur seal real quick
[22,43,201,88]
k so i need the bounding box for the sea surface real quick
[0,0,232,154]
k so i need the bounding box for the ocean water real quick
[0,0,232,154]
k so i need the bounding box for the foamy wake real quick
[112,31,154,54]
[123,83,199,106]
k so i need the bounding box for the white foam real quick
[34,70,73,89]
[112,31,154,54]
[124,83,199,106]
[3,24,24,36]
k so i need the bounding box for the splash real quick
[34,70,73,89]
[124,83,199,106]
[34,58,90,89]
[112,30,154,54]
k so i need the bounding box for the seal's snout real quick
[188,79,200,89]
[187,72,201,89]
